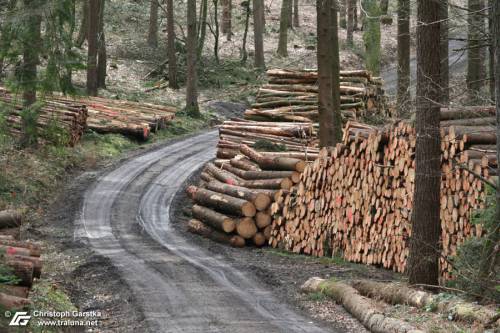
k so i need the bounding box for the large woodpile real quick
[0,89,88,146]
[187,144,315,247]
[55,95,177,140]
[0,210,43,309]
[269,107,496,279]
[245,69,387,123]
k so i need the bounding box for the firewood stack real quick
[55,95,177,140]
[244,69,387,123]
[269,107,496,279]
[0,89,88,146]
[0,210,43,309]
[186,144,316,247]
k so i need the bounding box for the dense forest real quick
[0,0,498,332]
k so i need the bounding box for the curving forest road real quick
[76,130,335,333]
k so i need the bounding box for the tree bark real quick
[397,0,410,117]
[440,0,449,105]
[240,0,251,63]
[221,0,232,40]
[97,0,106,89]
[0,210,22,229]
[186,0,200,116]
[76,0,89,47]
[197,0,208,59]
[362,0,381,75]
[347,0,355,45]
[339,0,347,28]
[253,0,265,68]
[277,0,291,57]
[379,0,388,15]
[330,0,343,144]
[467,0,485,102]
[407,0,441,286]
[166,0,178,89]
[87,0,99,96]
[213,0,220,63]
[489,0,495,101]
[192,204,236,233]
[148,0,159,47]
[293,0,299,27]
[187,186,257,217]
[187,219,245,247]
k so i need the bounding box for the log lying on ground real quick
[186,186,256,217]
[2,259,34,287]
[235,217,258,239]
[352,280,500,326]
[301,278,424,333]
[205,181,272,211]
[0,239,41,257]
[187,219,245,247]
[0,285,29,298]
[0,210,22,229]
[192,204,235,233]
[0,292,31,310]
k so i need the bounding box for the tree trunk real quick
[87,0,99,96]
[187,186,257,217]
[221,0,232,40]
[339,0,347,28]
[440,0,449,105]
[293,0,299,27]
[192,204,235,233]
[213,0,220,63]
[317,0,333,147]
[253,0,265,68]
[97,0,106,88]
[277,0,291,57]
[76,0,89,47]
[197,0,208,60]
[407,0,441,286]
[241,0,251,63]
[186,0,200,116]
[467,0,485,102]
[187,219,245,247]
[347,0,355,45]
[397,0,410,117]
[166,0,178,89]
[362,0,381,75]
[489,0,495,102]
[330,0,343,144]
[380,0,388,15]
[148,0,159,47]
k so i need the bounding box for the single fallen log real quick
[186,186,256,217]
[0,210,22,229]
[0,240,41,257]
[0,285,29,298]
[301,277,424,333]
[187,219,245,247]
[191,205,235,233]
[235,217,258,239]
[0,292,31,310]
[352,280,500,326]
[2,259,34,287]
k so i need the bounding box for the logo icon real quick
[9,312,31,326]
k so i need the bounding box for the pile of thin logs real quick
[0,89,88,146]
[216,118,320,159]
[0,210,43,309]
[270,107,496,279]
[244,69,387,123]
[186,144,315,247]
[55,95,177,140]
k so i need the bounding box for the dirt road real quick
[76,130,335,333]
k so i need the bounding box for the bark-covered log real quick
[0,210,22,229]
[301,278,424,333]
[192,205,236,233]
[1,259,34,287]
[240,144,307,172]
[0,285,29,298]
[0,292,31,310]
[186,186,256,217]
[205,180,272,211]
[187,219,245,247]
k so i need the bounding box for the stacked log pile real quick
[216,118,319,159]
[245,69,387,123]
[0,210,43,309]
[55,95,177,140]
[187,144,315,247]
[269,107,496,279]
[0,89,88,146]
